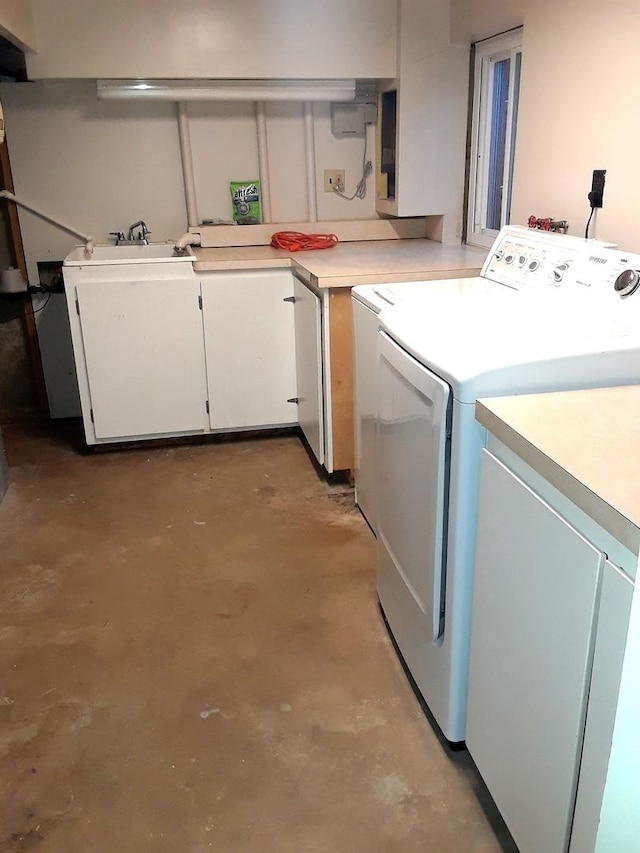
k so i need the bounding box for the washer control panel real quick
[481,225,626,295]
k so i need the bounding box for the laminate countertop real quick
[191,239,488,287]
[476,387,640,555]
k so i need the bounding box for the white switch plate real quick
[324,169,345,193]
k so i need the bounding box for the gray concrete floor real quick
[0,426,515,852]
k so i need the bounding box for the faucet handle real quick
[109,231,126,243]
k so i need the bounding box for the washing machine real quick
[373,226,640,743]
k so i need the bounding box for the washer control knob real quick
[553,262,569,283]
[518,255,527,267]
[528,260,540,272]
[614,268,640,298]
[504,253,514,265]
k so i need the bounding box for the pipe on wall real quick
[303,102,318,223]
[255,102,272,224]
[177,103,199,228]
[0,190,95,255]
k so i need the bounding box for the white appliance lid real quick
[351,276,510,312]
[380,290,640,404]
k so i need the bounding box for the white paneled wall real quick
[187,101,261,225]
[262,102,309,224]
[0,81,378,283]
[313,103,377,222]
[1,81,186,283]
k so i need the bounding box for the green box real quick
[230,180,262,224]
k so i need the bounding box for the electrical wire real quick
[270,231,338,252]
[333,132,373,201]
[26,292,52,314]
[584,206,595,240]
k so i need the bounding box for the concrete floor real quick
[0,426,515,852]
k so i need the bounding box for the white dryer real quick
[352,274,493,532]
[374,226,640,743]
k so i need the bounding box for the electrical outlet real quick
[590,169,606,208]
[324,169,345,193]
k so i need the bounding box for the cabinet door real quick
[200,271,297,430]
[570,561,633,852]
[467,449,603,853]
[76,278,207,439]
[293,277,324,465]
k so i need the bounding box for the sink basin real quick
[64,242,189,266]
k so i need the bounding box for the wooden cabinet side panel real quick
[328,288,355,471]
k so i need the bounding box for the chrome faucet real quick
[127,220,151,244]
[109,222,152,245]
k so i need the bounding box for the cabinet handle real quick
[287,397,300,404]
[283,296,296,303]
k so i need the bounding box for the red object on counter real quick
[528,215,552,231]
[270,231,339,252]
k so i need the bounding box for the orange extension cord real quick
[270,231,339,252]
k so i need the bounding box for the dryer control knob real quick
[614,268,640,298]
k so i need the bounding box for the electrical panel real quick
[331,103,366,138]
[330,86,377,138]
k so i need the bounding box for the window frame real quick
[467,28,523,249]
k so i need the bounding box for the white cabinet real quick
[65,257,209,444]
[468,446,634,853]
[200,270,297,431]
[292,276,324,465]
[375,1,469,221]
[468,450,602,853]
[290,276,359,473]
[65,258,299,445]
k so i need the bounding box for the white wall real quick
[313,103,377,222]
[0,0,37,51]
[26,0,397,80]
[0,82,186,282]
[0,82,377,283]
[450,0,523,44]
[510,0,640,251]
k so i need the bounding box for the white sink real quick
[64,243,189,266]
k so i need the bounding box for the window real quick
[467,29,523,248]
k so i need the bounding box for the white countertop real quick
[476,387,640,554]
[192,239,488,287]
